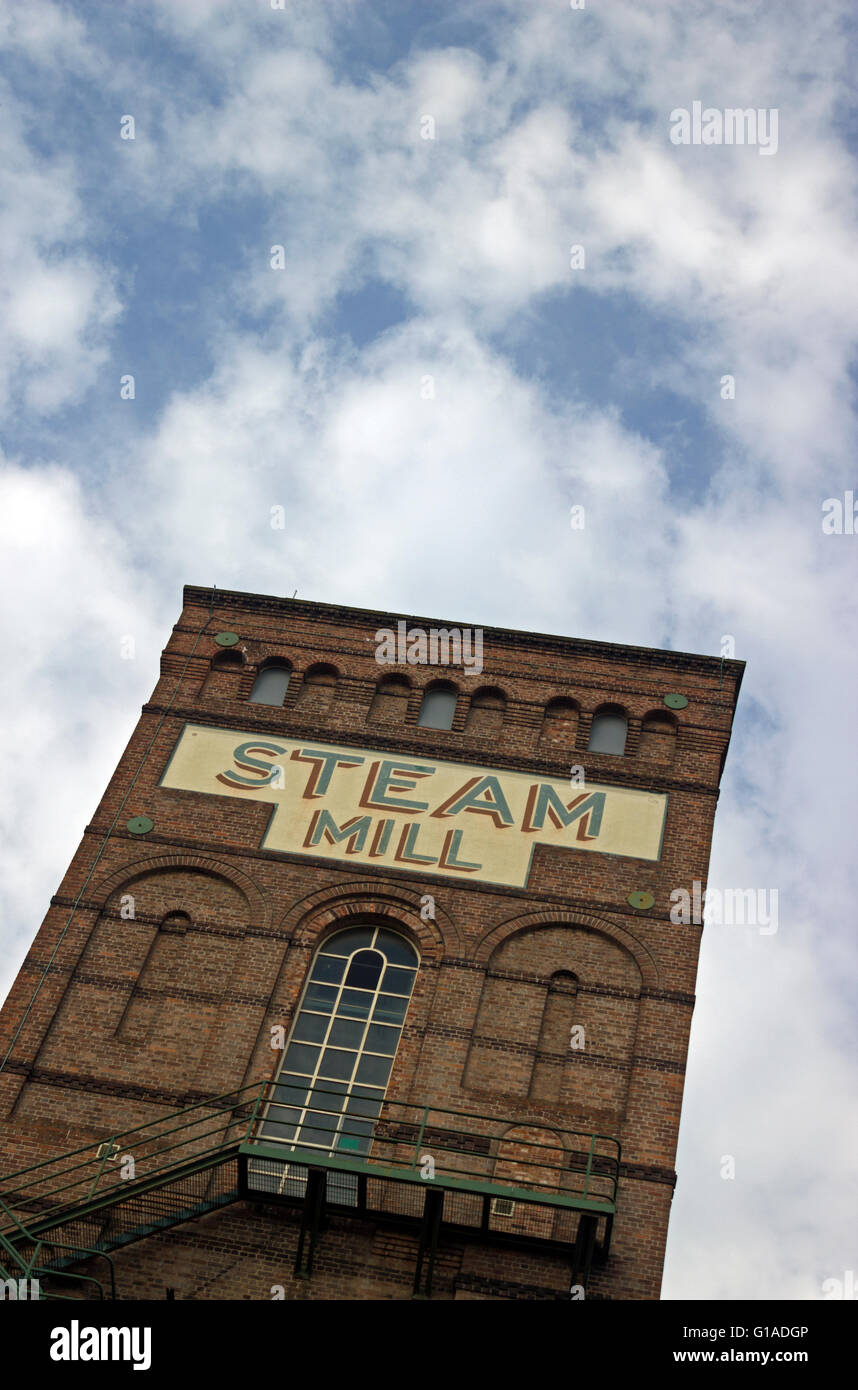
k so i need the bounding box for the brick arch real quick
[274,878,458,963]
[473,909,659,990]
[90,852,267,930]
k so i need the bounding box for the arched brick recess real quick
[91,853,267,932]
[464,915,655,1130]
[274,879,458,962]
[473,909,658,990]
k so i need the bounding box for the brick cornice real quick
[181,584,745,702]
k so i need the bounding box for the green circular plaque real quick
[214,632,239,647]
[627,891,654,911]
[663,693,688,710]
[126,816,154,835]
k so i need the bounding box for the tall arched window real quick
[417,682,457,730]
[248,661,292,707]
[588,706,628,755]
[262,925,419,1157]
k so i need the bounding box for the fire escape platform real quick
[0,1081,621,1298]
[238,1139,616,1214]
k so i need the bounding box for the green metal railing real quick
[0,1199,115,1299]
[0,1082,620,1277]
[250,1084,620,1212]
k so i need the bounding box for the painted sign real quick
[160,725,668,888]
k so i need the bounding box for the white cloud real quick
[0,0,855,1302]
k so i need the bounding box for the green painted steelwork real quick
[0,1081,620,1296]
[239,1141,616,1214]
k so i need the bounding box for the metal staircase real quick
[0,1083,620,1299]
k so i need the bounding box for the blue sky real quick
[0,0,857,1300]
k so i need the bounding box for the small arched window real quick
[367,674,411,725]
[588,707,628,756]
[639,711,677,764]
[417,682,457,731]
[538,697,579,748]
[293,661,336,717]
[249,661,292,707]
[465,687,506,737]
[202,649,244,701]
[261,925,419,1158]
[294,663,338,714]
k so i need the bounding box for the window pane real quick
[322,927,375,955]
[298,1111,339,1142]
[327,1017,366,1049]
[318,1048,357,1081]
[307,1078,347,1112]
[292,1012,329,1044]
[311,955,346,985]
[308,1080,347,1112]
[259,1119,298,1143]
[303,983,338,1013]
[339,989,373,1020]
[381,964,415,995]
[375,930,418,966]
[355,1053,394,1086]
[588,713,627,755]
[248,666,290,706]
[284,1042,320,1075]
[365,1023,398,1055]
[346,1089,383,1118]
[265,1104,303,1128]
[345,949,384,990]
[372,994,409,1025]
[269,1076,309,1112]
[337,1120,374,1154]
[418,688,456,729]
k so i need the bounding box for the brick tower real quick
[0,586,743,1301]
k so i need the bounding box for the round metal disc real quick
[627,891,654,911]
[214,632,239,647]
[126,816,154,835]
[663,693,688,710]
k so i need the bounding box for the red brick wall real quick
[0,587,743,1299]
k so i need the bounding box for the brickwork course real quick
[0,585,744,1300]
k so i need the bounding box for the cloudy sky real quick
[1,0,856,1300]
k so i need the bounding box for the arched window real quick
[417,682,457,730]
[248,661,291,707]
[538,697,578,748]
[638,711,677,764]
[294,663,338,714]
[367,674,411,725]
[588,706,628,755]
[202,649,244,700]
[465,687,506,737]
[261,925,419,1157]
